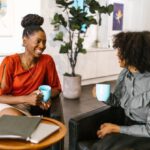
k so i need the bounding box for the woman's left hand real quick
[39,100,51,110]
[97,123,120,138]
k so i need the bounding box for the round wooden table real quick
[0,117,67,150]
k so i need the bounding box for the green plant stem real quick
[66,8,75,76]
[74,31,80,66]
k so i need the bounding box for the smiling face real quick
[23,30,46,58]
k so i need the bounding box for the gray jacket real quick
[107,68,150,137]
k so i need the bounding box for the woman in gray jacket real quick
[92,31,150,150]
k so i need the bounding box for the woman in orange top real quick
[0,14,61,116]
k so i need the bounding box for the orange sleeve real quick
[46,57,61,92]
[0,57,14,95]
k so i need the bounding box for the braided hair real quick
[21,14,44,37]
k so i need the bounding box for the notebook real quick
[29,122,60,143]
[0,115,60,143]
[0,115,41,140]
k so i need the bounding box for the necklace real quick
[20,54,38,79]
[22,62,32,79]
[22,62,38,80]
[21,61,34,70]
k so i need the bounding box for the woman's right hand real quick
[24,90,43,106]
[39,100,51,110]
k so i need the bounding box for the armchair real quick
[30,94,64,121]
[69,105,150,150]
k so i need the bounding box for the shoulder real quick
[120,68,128,75]
[138,72,150,85]
[40,54,55,64]
[115,68,128,87]
[40,54,54,61]
[118,68,128,79]
[0,54,19,73]
[143,72,150,78]
[2,54,19,64]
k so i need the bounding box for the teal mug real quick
[96,83,110,102]
[38,85,51,102]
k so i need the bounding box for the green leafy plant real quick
[51,0,113,76]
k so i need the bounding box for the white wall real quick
[76,49,121,85]
[139,0,150,30]
[1,0,150,85]
[0,0,41,55]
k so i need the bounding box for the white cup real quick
[96,83,110,102]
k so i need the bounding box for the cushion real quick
[78,140,98,150]
[80,133,150,150]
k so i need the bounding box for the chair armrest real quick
[50,94,64,123]
[69,105,124,150]
[30,94,64,123]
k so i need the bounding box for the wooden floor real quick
[60,80,116,150]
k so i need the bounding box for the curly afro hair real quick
[113,31,150,73]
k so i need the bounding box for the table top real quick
[0,117,67,150]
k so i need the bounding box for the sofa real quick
[69,105,150,150]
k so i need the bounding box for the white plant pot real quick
[63,75,81,99]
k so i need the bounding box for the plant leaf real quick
[53,32,63,41]
[51,13,67,27]
[56,0,74,8]
[78,48,87,53]
[106,4,114,15]
[87,0,101,13]
[76,38,87,54]
[69,19,81,31]
[60,43,71,53]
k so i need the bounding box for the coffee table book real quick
[0,115,60,143]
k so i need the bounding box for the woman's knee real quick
[0,108,24,116]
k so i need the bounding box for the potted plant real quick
[51,0,113,99]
